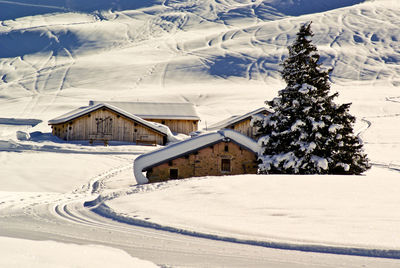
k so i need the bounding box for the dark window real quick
[224,144,229,152]
[221,159,231,172]
[96,116,113,134]
[161,120,166,124]
[146,168,152,179]
[170,168,178,179]
[168,161,173,166]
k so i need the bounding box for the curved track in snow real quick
[0,158,399,267]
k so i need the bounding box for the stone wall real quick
[146,140,258,182]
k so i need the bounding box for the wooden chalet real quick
[89,101,200,135]
[48,103,170,145]
[134,129,259,184]
[207,107,270,140]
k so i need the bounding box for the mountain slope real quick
[0,0,398,120]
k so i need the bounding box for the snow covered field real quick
[0,236,157,268]
[104,167,400,251]
[1,0,400,265]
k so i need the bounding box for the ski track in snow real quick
[1,0,398,104]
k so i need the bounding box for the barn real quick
[134,129,259,184]
[89,101,200,135]
[207,107,270,140]
[48,103,171,145]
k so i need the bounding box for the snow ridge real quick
[91,198,400,260]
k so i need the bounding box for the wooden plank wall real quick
[51,108,165,145]
[145,119,198,135]
[231,119,257,139]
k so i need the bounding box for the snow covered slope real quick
[0,0,399,121]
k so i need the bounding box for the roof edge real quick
[48,103,168,136]
[133,129,259,184]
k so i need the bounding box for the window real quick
[224,144,229,152]
[221,159,231,172]
[96,116,113,134]
[170,168,178,179]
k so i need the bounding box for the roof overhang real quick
[48,103,169,136]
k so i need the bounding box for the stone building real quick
[207,107,270,140]
[134,129,259,184]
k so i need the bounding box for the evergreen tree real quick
[253,22,370,175]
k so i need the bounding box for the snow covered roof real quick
[48,103,170,136]
[89,101,200,121]
[207,107,270,130]
[134,129,259,184]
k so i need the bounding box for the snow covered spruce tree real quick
[253,22,370,175]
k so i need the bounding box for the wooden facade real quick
[145,140,258,183]
[208,107,269,140]
[144,118,198,135]
[87,101,200,135]
[227,118,258,139]
[50,107,166,145]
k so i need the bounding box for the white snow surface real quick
[0,0,400,261]
[89,101,200,120]
[0,236,157,268]
[106,167,400,250]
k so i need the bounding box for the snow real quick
[0,0,399,264]
[311,120,325,131]
[290,120,305,131]
[0,236,157,268]
[310,155,329,170]
[329,124,343,133]
[298,83,315,94]
[89,101,200,120]
[104,167,400,253]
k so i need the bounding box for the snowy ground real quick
[104,167,400,251]
[1,0,400,265]
[0,236,157,268]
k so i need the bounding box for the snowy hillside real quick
[1,0,399,121]
[1,0,400,265]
